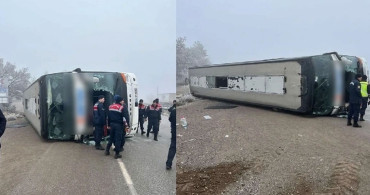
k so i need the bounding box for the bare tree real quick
[176,37,210,85]
[0,59,31,109]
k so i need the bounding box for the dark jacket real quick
[169,106,176,128]
[138,104,146,119]
[0,109,7,149]
[93,102,106,126]
[349,79,362,104]
[146,105,161,121]
[108,103,130,127]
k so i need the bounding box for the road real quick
[0,116,175,195]
[177,98,370,194]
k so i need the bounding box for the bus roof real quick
[189,52,341,69]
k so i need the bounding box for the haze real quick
[0,0,175,103]
[177,0,370,65]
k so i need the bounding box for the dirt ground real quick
[176,97,370,195]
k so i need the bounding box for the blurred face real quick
[120,100,124,105]
[99,98,105,103]
[139,101,143,104]
[152,102,157,106]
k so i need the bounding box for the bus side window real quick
[25,99,29,109]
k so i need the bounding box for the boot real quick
[154,134,158,141]
[105,150,110,156]
[347,120,352,126]
[96,145,105,150]
[114,153,122,159]
[146,132,149,137]
[353,122,362,128]
[141,130,146,135]
[360,115,365,121]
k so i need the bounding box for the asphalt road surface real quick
[0,116,175,195]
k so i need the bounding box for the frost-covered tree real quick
[0,58,31,104]
[176,37,210,85]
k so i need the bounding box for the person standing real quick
[138,99,147,135]
[155,98,162,113]
[93,95,106,150]
[146,100,161,141]
[0,109,7,149]
[105,95,130,159]
[166,100,176,170]
[347,74,363,127]
[150,98,162,133]
[120,99,130,151]
[359,75,370,121]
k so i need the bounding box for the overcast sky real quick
[177,0,370,65]
[0,0,175,102]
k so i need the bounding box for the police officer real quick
[155,98,163,113]
[146,100,161,141]
[105,95,130,159]
[138,99,147,135]
[150,98,162,134]
[348,74,363,128]
[0,109,7,149]
[166,100,176,170]
[119,98,129,151]
[359,75,370,121]
[93,95,106,150]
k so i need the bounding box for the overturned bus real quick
[189,52,368,116]
[23,70,139,140]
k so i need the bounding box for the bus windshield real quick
[341,56,358,73]
[45,73,74,139]
[44,72,126,140]
[311,55,335,115]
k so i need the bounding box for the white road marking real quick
[118,159,138,195]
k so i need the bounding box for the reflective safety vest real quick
[360,81,368,97]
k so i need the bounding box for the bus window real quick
[45,74,74,140]
[215,77,228,88]
[312,55,334,115]
[46,75,66,139]
[341,56,361,104]
[341,56,358,73]
[90,73,116,113]
[92,73,115,94]
[206,76,216,88]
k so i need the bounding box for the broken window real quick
[45,74,74,140]
[215,77,228,88]
[312,55,334,115]
[206,76,215,88]
[341,56,358,73]
[92,73,115,93]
